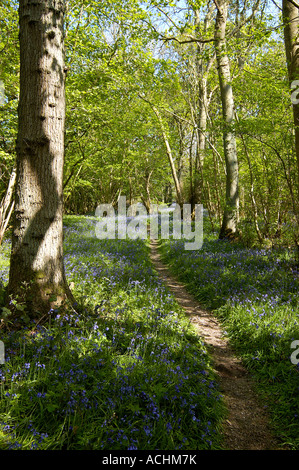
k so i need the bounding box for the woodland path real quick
[149,240,286,451]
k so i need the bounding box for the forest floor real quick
[149,240,287,451]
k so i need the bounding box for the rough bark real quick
[8,0,72,317]
[214,0,239,239]
[282,0,299,210]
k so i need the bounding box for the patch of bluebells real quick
[160,238,298,328]
[160,236,299,447]
[0,216,224,450]
[0,420,49,450]
[0,237,10,285]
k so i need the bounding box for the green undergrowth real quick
[159,232,299,449]
[0,216,225,450]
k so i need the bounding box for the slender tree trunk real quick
[0,168,16,245]
[243,140,263,243]
[211,147,222,225]
[151,105,184,207]
[192,4,215,209]
[214,0,239,239]
[197,77,208,166]
[144,167,153,212]
[8,0,72,317]
[194,77,208,208]
[138,94,183,207]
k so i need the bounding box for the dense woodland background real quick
[0,0,298,250]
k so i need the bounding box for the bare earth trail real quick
[149,240,285,451]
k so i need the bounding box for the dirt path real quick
[149,240,285,451]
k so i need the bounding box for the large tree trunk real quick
[8,0,72,318]
[214,0,239,239]
[282,0,299,212]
